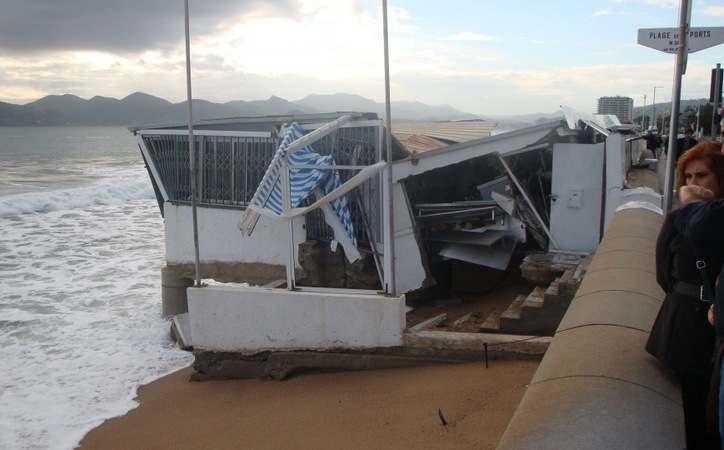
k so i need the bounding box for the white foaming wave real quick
[0,200,194,449]
[0,174,154,218]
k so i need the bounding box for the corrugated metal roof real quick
[392,134,450,154]
[392,120,497,153]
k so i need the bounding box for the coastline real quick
[79,359,538,449]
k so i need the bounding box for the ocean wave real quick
[0,175,155,217]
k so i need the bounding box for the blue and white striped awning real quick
[240,123,374,262]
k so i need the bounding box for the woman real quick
[646,141,724,449]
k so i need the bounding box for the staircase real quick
[479,252,592,336]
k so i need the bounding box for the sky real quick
[1,0,723,116]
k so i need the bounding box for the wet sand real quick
[79,359,538,449]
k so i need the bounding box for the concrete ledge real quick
[403,330,551,359]
[532,325,678,402]
[497,377,682,449]
[189,330,551,381]
[498,205,684,448]
[558,290,661,332]
[188,285,406,352]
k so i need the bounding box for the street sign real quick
[638,27,724,54]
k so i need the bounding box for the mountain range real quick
[0,91,710,128]
[0,92,501,127]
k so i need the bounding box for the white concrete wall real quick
[603,133,626,232]
[187,285,406,351]
[163,203,304,267]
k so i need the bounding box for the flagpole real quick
[184,0,202,287]
[382,0,395,296]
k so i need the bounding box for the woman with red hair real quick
[647,141,724,449]
[675,142,724,199]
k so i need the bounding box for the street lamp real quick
[642,94,647,129]
[652,85,663,131]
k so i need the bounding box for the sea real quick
[0,126,195,449]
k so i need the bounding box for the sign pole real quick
[662,0,691,214]
[712,63,722,140]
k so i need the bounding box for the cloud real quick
[592,8,614,17]
[702,6,724,16]
[611,0,678,7]
[438,32,500,42]
[0,0,300,55]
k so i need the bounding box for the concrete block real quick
[575,267,663,300]
[188,285,406,352]
[558,290,662,333]
[497,377,683,449]
[532,325,676,397]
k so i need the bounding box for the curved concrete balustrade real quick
[498,207,685,449]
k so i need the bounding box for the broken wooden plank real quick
[408,313,447,332]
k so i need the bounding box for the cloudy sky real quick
[1,0,723,116]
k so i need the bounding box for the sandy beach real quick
[79,359,538,449]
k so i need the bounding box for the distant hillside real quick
[632,98,710,122]
[8,92,706,128]
[0,101,67,126]
[0,92,484,127]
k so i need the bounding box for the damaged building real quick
[130,108,654,377]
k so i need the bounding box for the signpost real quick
[638,27,724,54]
[638,6,724,213]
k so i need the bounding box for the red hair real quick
[675,141,724,198]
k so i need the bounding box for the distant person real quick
[661,129,668,157]
[643,127,663,159]
[646,141,724,449]
[676,127,699,163]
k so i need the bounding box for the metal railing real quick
[138,124,383,250]
[141,132,278,207]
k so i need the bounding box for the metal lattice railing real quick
[142,133,278,207]
[140,124,382,250]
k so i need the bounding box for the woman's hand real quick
[679,185,715,205]
[709,304,715,326]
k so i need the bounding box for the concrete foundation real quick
[187,285,406,352]
[161,266,193,317]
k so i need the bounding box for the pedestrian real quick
[676,127,699,163]
[643,127,663,159]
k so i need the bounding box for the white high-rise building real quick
[597,96,634,122]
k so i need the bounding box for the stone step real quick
[521,285,547,310]
[480,294,527,332]
[478,253,591,336]
[480,278,574,336]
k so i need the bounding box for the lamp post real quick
[642,94,647,129]
[653,85,663,130]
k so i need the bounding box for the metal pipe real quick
[652,86,663,131]
[184,0,202,287]
[712,63,722,140]
[382,0,396,296]
[662,0,691,213]
[642,94,647,129]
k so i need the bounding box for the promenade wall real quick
[497,207,685,448]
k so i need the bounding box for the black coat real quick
[676,200,724,335]
[675,137,699,162]
[645,209,718,375]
